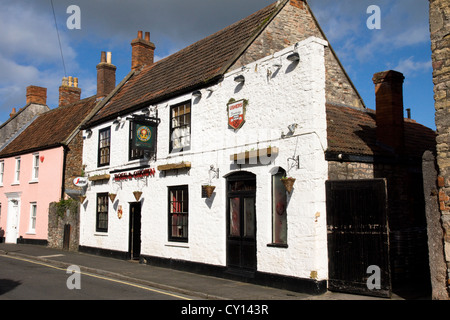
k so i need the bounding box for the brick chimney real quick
[131,31,155,71]
[26,85,47,105]
[97,51,117,99]
[372,70,405,152]
[59,76,81,107]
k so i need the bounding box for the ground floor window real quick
[96,193,109,232]
[168,185,188,242]
[29,202,37,233]
[272,168,287,245]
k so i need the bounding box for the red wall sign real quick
[114,168,156,181]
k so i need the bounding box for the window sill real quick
[26,231,36,235]
[29,179,39,184]
[11,182,20,186]
[267,243,288,248]
[165,242,189,248]
[94,232,108,236]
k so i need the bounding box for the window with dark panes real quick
[272,168,287,245]
[96,193,108,232]
[170,102,191,153]
[98,127,111,167]
[168,185,188,242]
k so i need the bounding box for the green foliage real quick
[55,198,77,219]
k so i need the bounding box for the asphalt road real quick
[0,254,196,300]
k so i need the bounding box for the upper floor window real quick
[170,102,191,153]
[0,161,4,185]
[98,127,111,167]
[14,157,21,183]
[31,154,39,180]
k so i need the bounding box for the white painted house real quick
[78,1,435,296]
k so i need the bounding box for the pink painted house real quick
[0,79,99,244]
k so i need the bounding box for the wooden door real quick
[226,172,257,275]
[129,203,142,260]
[326,179,391,297]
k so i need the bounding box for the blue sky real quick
[0,0,435,129]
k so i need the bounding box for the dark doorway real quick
[326,179,391,298]
[129,202,142,260]
[63,224,71,250]
[226,171,257,276]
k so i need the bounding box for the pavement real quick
[0,243,403,300]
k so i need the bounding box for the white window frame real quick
[13,157,21,184]
[28,202,37,234]
[0,161,4,186]
[31,153,39,182]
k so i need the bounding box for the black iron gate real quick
[326,179,391,297]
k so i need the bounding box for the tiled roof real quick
[87,1,281,126]
[326,104,436,158]
[0,96,98,158]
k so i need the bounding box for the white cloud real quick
[393,56,432,77]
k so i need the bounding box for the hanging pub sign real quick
[129,115,160,154]
[227,99,247,130]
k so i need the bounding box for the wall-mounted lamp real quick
[234,75,245,83]
[85,128,93,137]
[288,123,298,134]
[113,116,122,125]
[287,52,300,62]
[192,90,202,98]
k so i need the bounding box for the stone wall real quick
[429,0,450,298]
[47,200,80,251]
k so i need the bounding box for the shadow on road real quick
[0,279,21,295]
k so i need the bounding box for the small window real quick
[0,161,4,185]
[168,185,188,242]
[29,203,37,233]
[98,127,111,167]
[272,168,287,245]
[32,154,39,180]
[96,193,109,232]
[14,157,21,183]
[170,102,191,153]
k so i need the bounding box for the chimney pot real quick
[10,107,16,118]
[101,51,107,63]
[138,30,143,39]
[145,32,150,41]
[107,52,112,64]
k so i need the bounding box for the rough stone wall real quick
[231,0,364,109]
[64,130,84,194]
[47,200,80,251]
[429,0,450,297]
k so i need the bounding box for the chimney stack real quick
[372,70,405,152]
[97,51,117,99]
[59,76,81,107]
[26,85,47,105]
[131,31,155,71]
